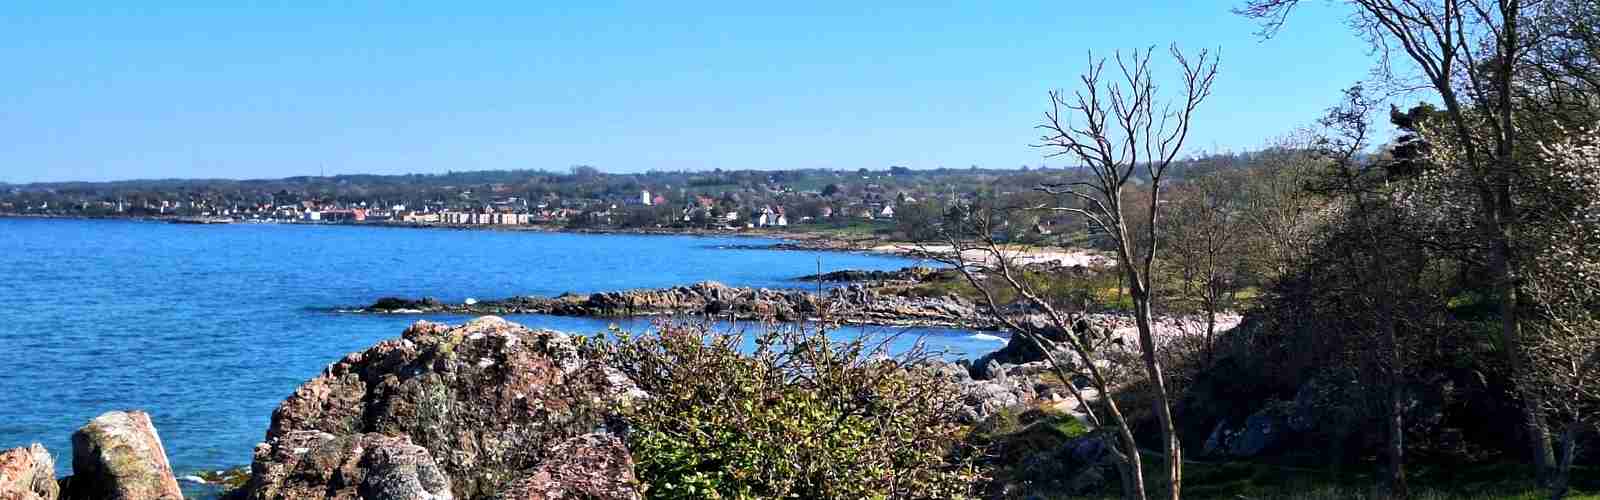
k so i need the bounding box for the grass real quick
[784,219,895,238]
[1088,459,1600,500]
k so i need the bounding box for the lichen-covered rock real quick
[254,317,640,500]
[245,431,452,500]
[492,434,641,500]
[956,378,1038,424]
[0,444,58,500]
[67,410,183,500]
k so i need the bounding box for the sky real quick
[1,2,1385,183]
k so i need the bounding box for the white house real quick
[756,206,774,227]
[640,190,652,206]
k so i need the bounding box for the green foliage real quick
[595,322,982,499]
[893,198,947,241]
[899,264,1126,313]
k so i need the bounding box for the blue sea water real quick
[0,217,1001,480]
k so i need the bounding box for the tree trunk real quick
[1494,253,1558,484]
[1549,423,1579,500]
[1385,318,1408,499]
[1115,421,1148,500]
[1132,287,1182,500]
[1205,304,1217,365]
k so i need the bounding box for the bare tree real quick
[1237,142,1328,282]
[1161,172,1243,363]
[1237,0,1565,482]
[926,205,1149,500]
[1033,44,1219,500]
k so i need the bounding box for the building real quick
[640,190,652,206]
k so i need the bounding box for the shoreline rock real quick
[350,279,993,331]
[492,434,642,500]
[247,317,643,500]
[65,410,184,500]
[0,444,58,500]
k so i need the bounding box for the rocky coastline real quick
[1,266,1170,499]
[347,267,994,331]
[0,315,1085,500]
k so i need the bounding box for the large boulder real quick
[245,431,453,500]
[252,317,643,500]
[968,318,1085,380]
[956,377,1038,424]
[66,410,183,500]
[0,444,58,500]
[493,434,641,500]
[1204,405,1289,458]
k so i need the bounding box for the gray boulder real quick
[244,431,453,500]
[1204,406,1288,458]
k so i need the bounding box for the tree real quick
[1237,0,1570,483]
[1519,127,1600,500]
[926,202,1150,500]
[1236,144,1327,283]
[1033,44,1218,500]
[1310,86,1422,497]
[1161,171,1243,363]
[894,198,947,242]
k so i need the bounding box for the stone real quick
[493,434,641,500]
[67,410,183,500]
[252,317,640,499]
[244,431,452,500]
[956,378,1037,424]
[353,272,988,331]
[1231,411,1285,457]
[0,444,58,500]
[1203,407,1288,458]
[920,360,971,383]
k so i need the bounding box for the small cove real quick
[0,217,1002,478]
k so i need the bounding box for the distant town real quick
[1,157,1250,240]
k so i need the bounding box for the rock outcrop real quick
[245,317,643,500]
[0,444,58,500]
[791,266,940,283]
[65,410,183,500]
[492,434,641,500]
[358,280,987,330]
[245,431,453,500]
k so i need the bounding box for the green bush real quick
[595,322,982,499]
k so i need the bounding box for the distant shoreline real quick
[0,211,908,254]
[0,213,1106,267]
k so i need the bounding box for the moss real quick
[196,467,251,491]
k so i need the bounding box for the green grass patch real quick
[1104,459,1600,500]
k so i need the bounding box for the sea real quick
[0,217,1001,485]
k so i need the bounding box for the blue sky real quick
[1,2,1379,183]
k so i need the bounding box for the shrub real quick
[595,321,983,499]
